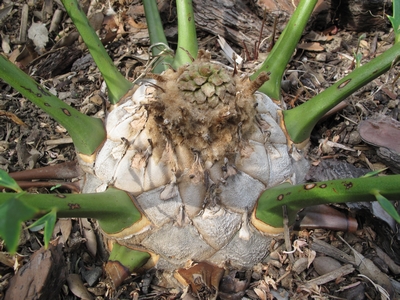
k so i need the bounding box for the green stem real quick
[108,243,150,270]
[284,41,400,144]
[106,243,151,288]
[0,55,105,155]
[173,0,198,68]
[388,0,400,44]
[61,0,133,104]
[251,0,317,100]
[0,188,141,234]
[255,175,400,228]
[143,0,174,73]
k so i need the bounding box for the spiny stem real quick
[0,55,105,155]
[251,0,318,100]
[255,175,400,228]
[61,0,133,104]
[284,41,400,144]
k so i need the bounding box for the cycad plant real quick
[1,0,400,297]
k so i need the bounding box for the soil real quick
[0,0,400,299]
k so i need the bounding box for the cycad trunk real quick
[82,50,309,271]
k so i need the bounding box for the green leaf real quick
[50,184,62,191]
[361,168,387,178]
[0,169,23,193]
[0,196,38,253]
[374,191,400,223]
[27,208,57,249]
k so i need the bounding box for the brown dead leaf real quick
[307,249,316,268]
[67,274,93,300]
[80,218,97,257]
[53,218,72,244]
[5,246,66,300]
[297,42,324,51]
[67,274,94,300]
[358,114,400,153]
[0,110,28,127]
[0,252,15,268]
[124,15,147,29]
[303,30,334,42]
[254,287,267,300]
[175,262,224,300]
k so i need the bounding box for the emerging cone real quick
[81,50,309,271]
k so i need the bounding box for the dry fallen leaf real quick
[0,110,28,127]
[67,273,94,300]
[53,218,72,244]
[297,42,324,51]
[28,21,49,49]
[303,30,334,42]
[358,115,400,153]
[81,218,97,257]
[1,33,11,54]
[0,252,15,268]
[175,261,224,300]
[254,287,267,300]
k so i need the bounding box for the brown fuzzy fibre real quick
[147,50,268,162]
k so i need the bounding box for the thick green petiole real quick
[284,41,400,144]
[0,188,141,234]
[251,0,318,100]
[255,175,400,228]
[388,0,400,44]
[173,0,198,68]
[143,0,174,73]
[0,55,105,155]
[61,0,133,104]
[143,0,198,72]
[106,243,151,287]
[108,243,150,270]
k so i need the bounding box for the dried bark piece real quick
[5,245,66,300]
[310,238,355,265]
[370,243,400,275]
[306,159,368,182]
[304,264,355,287]
[191,0,391,52]
[27,46,83,79]
[339,235,395,298]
